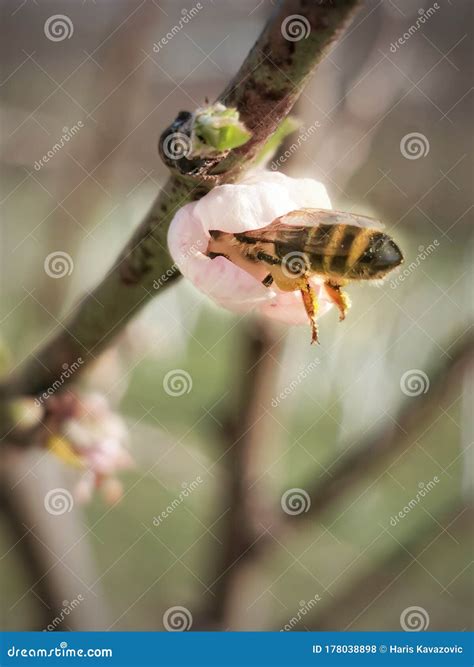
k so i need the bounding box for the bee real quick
[207,208,404,344]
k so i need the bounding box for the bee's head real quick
[353,232,404,279]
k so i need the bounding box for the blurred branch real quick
[200,330,471,629]
[0,470,58,630]
[193,330,472,630]
[195,321,282,629]
[0,0,361,431]
[291,330,474,521]
[235,330,474,555]
[302,503,472,630]
[0,447,110,629]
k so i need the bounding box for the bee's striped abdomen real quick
[299,223,373,278]
[328,227,359,273]
[304,225,343,273]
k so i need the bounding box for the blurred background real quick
[0,0,473,632]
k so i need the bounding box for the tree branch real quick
[1,0,361,426]
[290,330,474,522]
[195,320,282,629]
[285,503,472,631]
[231,330,474,558]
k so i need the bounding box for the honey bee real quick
[207,208,404,344]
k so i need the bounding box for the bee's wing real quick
[239,209,383,251]
[276,208,384,230]
[235,221,307,245]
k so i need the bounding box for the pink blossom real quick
[45,392,132,504]
[167,171,334,325]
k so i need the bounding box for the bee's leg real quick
[300,278,319,345]
[268,267,319,342]
[325,281,351,321]
[262,274,274,287]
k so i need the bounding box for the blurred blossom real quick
[44,392,133,504]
